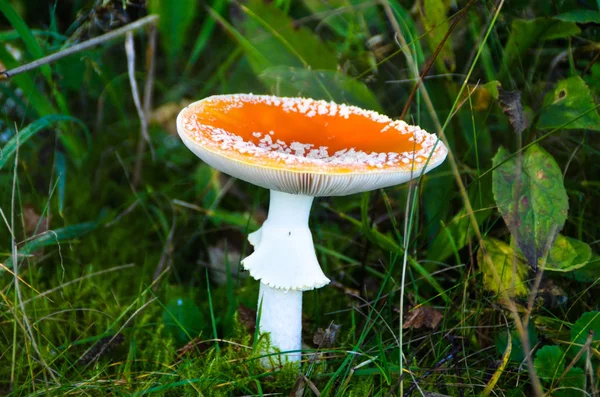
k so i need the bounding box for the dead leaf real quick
[78,334,124,365]
[313,323,341,347]
[289,374,321,397]
[498,88,525,134]
[176,338,210,359]
[151,99,193,135]
[329,280,360,298]
[402,306,443,330]
[460,82,500,111]
[22,204,49,237]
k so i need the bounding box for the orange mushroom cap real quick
[177,94,448,196]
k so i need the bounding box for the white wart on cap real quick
[176,94,448,196]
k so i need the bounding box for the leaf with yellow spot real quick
[478,238,530,298]
[492,145,569,270]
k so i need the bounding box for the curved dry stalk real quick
[0,15,159,80]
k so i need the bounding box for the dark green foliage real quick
[1,0,600,395]
[492,144,569,270]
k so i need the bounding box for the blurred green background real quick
[1,0,600,395]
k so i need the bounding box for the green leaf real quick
[0,43,56,117]
[0,1,69,117]
[194,164,221,209]
[234,0,338,73]
[572,255,600,283]
[3,221,99,269]
[148,0,198,71]
[537,76,600,132]
[0,115,86,170]
[502,18,580,72]
[187,0,227,70]
[478,237,530,297]
[555,367,586,397]
[495,321,538,363]
[555,10,600,24]
[53,150,67,216]
[428,206,492,263]
[534,345,565,380]
[301,0,354,37]
[260,67,381,111]
[569,311,600,365]
[492,145,569,270]
[0,0,52,81]
[162,298,204,345]
[545,234,592,272]
[418,0,455,72]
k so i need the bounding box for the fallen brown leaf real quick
[176,338,210,359]
[151,99,193,135]
[402,306,443,330]
[22,204,49,236]
[313,323,341,348]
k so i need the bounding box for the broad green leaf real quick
[187,0,227,70]
[194,164,221,209]
[556,10,600,24]
[545,234,592,272]
[418,0,455,73]
[502,18,580,72]
[0,115,86,170]
[3,221,99,269]
[302,0,383,39]
[534,345,565,380]
[162,298,204,345]
[555,367,585,397]
[301,0,357,37]
[478,238,530,297]
[428,206,492,263]
[572,255,600,283]
[495,321,538,363]
[148,0,198,71]
[569,311,600,365]
[492,145,569,270]
[235,0,338,73]
[209,210,259,230]
[537,77,600,132]
[260,67,381,111]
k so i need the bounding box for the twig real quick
[553,330,594,389]
[0,15,159,80]
[125,31,155,191]
[398,0,477,120]
[133,23,158,188]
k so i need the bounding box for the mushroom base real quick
[241,190,330,291]
[257,283,302,364]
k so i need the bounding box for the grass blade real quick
[0,115,87,170]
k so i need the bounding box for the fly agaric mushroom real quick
[176,94,447,364]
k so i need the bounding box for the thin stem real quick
[0,15,159,80]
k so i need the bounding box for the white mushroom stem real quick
[258,283,302,363]
[242,190,330,364]
[242,191,329,290]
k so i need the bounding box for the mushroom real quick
[176,94,448,365]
